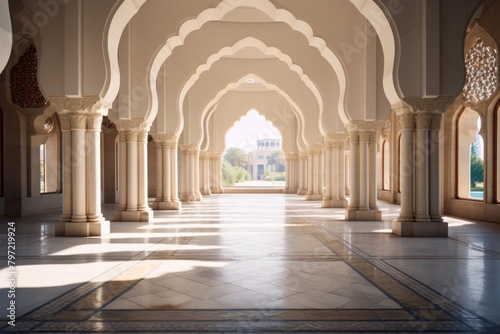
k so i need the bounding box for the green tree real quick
[222,160,236,186]
[470,149,484,188]
[470,135,484,188]
[222,160,251,186]
[223,147,248,168]
[267,150,285,172]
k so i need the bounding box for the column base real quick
[345,209,382,221]
[322,199,348,208]
[305,193,323,201]
[55,221,110,237]
[284,188,298,194]
[180,193,197,202]
[201,188,211,195]
[297,189,308,195]
[114,210,153,222]
[392,220,448,237]
[195,192,202,201]
[153,201,181,210]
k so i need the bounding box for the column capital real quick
[347,120,386,132]
[285,153,299,160]
[113,119,150,132]
[123,131,138,142]
[151,132,177,143]
[179,143,199,153]
[430,113,443,130]
[59,113,87,130]
[415,113,434,130]
[86,113,103,131]
[136,130,148,143]
[308,143,324,154]
[359,132,371,142]
[50,96,109,114]
[324,133,349,148]
[397,97,455,114]
[398,113,415,130]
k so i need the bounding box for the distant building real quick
[247,139,282,180]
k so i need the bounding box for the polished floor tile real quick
[0,194,499,332]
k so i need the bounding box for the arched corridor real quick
[2,0,500,332]
[1,194,500,332]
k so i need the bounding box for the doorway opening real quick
[223,109,285,191]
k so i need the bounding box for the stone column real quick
[179,144,198,202]
[358,132,370,210]
[86,114,104,223]
[323,134,349,208]
[285,154,298,194]
[114,120,153,222]
[322,140,332,206]
[415,114,432,222]
[52,97,110,236]
[306,144,323,200]
[194,149,202,201]
[170,140,180,206]
[152,133,181,210]
[297,152,308,195]
[429,114,443,222]
[200,152,211,195]
[137,130,150,215]
[60,121,72,222]
[347,131,360,212]
[397,113,415,222]
[368,132,378,210]
[346,121,383,221]
[391,97,452,237]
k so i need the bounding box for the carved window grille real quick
[463,39,498,103]
[10,45,48,108]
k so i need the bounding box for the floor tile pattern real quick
[1,194,499,332]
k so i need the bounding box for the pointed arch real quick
[147,0,350,128]
[200,74,307,149]
[179,37,325,140]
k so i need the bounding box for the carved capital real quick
[137,130,148,143]
[349,131,359,144]
[415,113,434,130]
[86,113,103,131]
[113,119,150,132]
[50,96,103,114]
[347,120,386,132]
[308,143,324,154]
[359,132,371,142]
[382,119,391,139]
[399,97,455,114]
[69,114,87,130]
[118,130,138,142]
[430,113,443,130]
[399,113,415,130]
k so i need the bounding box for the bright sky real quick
[225,109,281,152]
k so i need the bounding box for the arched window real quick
[40,117,59,194]
[457,108,484,200]
[382,140,390,190]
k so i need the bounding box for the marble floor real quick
[0,194,499,333]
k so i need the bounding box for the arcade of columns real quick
[50,97,451,238]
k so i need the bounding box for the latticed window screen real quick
[463,39,498,103]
